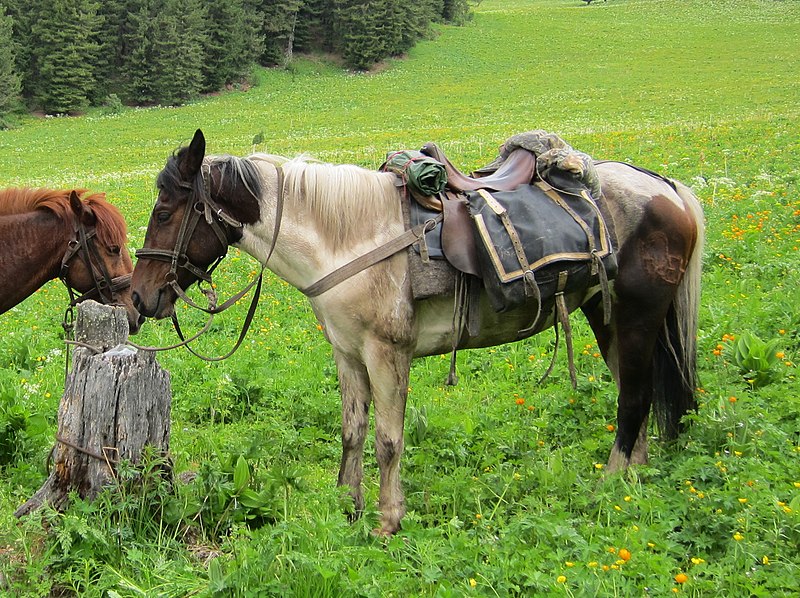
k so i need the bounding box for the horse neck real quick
[0,211,70,314]
[238,188,335,291]
[237,161,404,291]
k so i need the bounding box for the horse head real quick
[63,190,144,334]
[132,129,262,320]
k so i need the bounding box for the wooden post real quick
[15,301,172,517]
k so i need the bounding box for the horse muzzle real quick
[131,286,176,320]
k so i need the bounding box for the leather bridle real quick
[133,160,284,360]
[59,216,131,308]
[134,162,242,312]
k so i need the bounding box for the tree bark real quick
[15,301,171,517]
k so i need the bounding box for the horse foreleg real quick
[365,340,412,535]
[334,351,371,519]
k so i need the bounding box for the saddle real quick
[384,133,616,386]
[420,142,538,193]
[408,142,539,278]
[385,135,614,296]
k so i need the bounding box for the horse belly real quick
[412,294,556,358]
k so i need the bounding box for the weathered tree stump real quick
[15,301,172,517]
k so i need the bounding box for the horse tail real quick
[652,181,704,440]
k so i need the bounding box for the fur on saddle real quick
[477,130,602,199]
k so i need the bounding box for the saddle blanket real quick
[466,180,617,312]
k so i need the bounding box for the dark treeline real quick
[0,0,471,122]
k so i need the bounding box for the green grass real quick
[1,0,799,595]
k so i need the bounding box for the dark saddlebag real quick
[466,181,617,313]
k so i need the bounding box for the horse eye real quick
[156,211,171,224]
[109,245,121,256]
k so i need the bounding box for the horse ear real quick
[179,129,206,179]
[69,190,96,226]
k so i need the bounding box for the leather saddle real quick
[420,142,537,193]
[414,143,538,278]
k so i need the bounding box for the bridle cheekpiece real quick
[131,158,284,361]
[134,161,240,312]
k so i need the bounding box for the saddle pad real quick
[467,182,617,312]
[409,196,445,259]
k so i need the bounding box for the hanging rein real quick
[132,162,284,361]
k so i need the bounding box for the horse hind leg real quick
[581,296,652,470]
[335,351,371,520]
[601,196,697,472]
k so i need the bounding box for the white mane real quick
[251,154,402,248]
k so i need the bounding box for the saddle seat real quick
[420,142,537,193]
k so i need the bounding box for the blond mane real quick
[274,156,401,248]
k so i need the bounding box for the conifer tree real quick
[258,0,303,67]
[204,0,263,90]
[28,0,102,114]
[1,0,473,111]
[96,0,141,100]
[334,0,387,70]
[4,0,37,105]
[383,0,434,57]
[294,0,335,55]
[442,0,471,24]
[149,0,207,105]
[121,0,157,104]
[0,6,21,124]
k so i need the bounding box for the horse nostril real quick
[131,291,141,310]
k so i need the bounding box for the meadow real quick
[1,0,799,595]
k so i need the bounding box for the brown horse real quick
[0,187,142,333]
[132,129,704,534]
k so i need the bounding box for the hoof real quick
[371,527,395,537]
[606,446,631,473]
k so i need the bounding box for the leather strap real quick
[131,163,285,361]
[301,213,443,298]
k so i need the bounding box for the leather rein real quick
[133,161,284,361]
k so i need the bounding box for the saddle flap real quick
[441,192,480,277]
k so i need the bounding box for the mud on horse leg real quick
[335,351,371,519]
[365,340,412,535]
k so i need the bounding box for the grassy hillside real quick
[1,0,799,595]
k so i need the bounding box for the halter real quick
[135,162,235,302]
[59,215,131,308]
[133,160,284,360]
